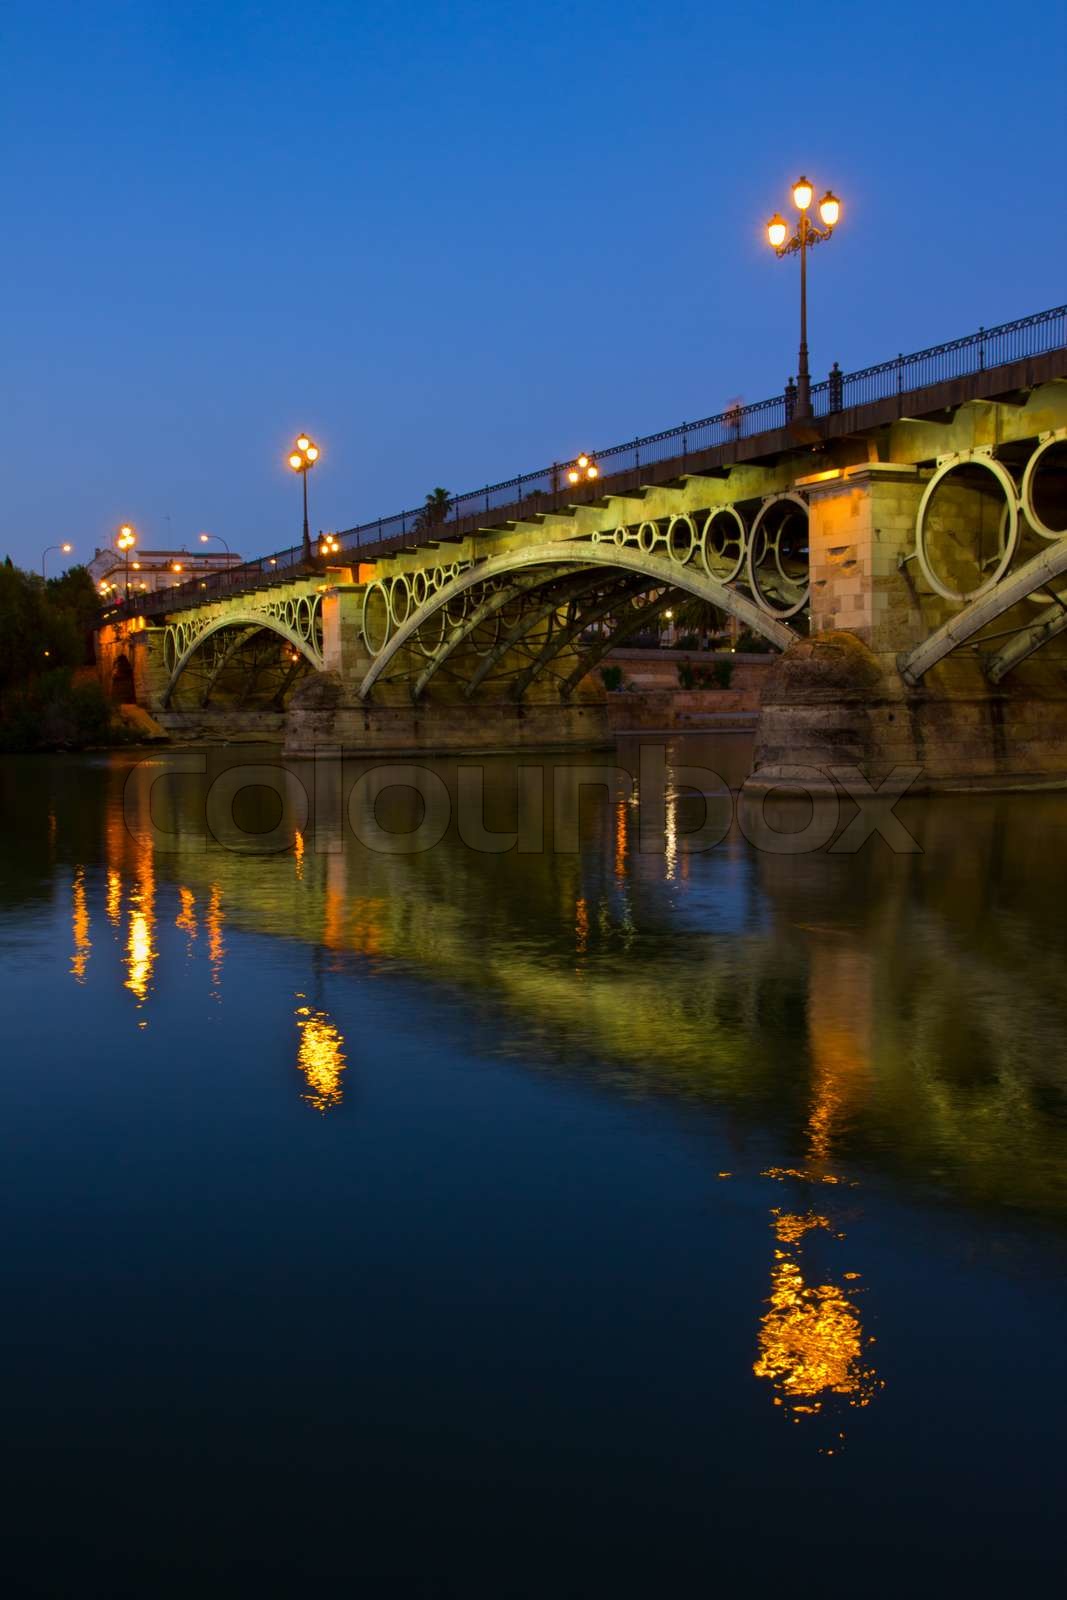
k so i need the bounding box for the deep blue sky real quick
[2,0,1064,569]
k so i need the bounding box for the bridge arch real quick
[161,609,324,708]
[358,541,795,702]
[900,536,1067,685]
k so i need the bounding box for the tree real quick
[413,487,452,536]
[0,562,43,691]
[45,566,100,664]
[0,561,117,750]
[0,562,98,691]
[667,596,728,646]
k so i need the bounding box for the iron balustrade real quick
[110,303,1067,623]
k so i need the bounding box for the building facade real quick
[88,546,241,599]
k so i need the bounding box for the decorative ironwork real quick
[356,537,796,704]
[113,303,1067,621]
[161,591,324,705]
[914,452,1019,604]
[902,432,1067,682]
[746,494,810,619]
[901,537,1067,685]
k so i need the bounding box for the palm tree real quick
[667,596,728,648]
[413,487,452,536]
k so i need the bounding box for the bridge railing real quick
[111,302,1067,622]
[820,306,1067,413]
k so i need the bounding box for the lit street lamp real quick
[567,453,600,488]
[116,524,136,601]
[767,177,842,420]
[288,433,320,563]
[318,532,341,561]
[199,532,231,555]
[41,542,73,578]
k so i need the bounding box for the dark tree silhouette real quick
[413,487,452,536]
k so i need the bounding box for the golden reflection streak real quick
[613,798,628,880]
[771,1209,829,1246]
[575,897,588,956]
[206,885,224,993]
[294,997,347,1112]
[175,887,197,941]
[124,838,156,1008]
[754,940,881,1429]
[104,806,127,928]
[664,787,677,882]
[322,854,348,951]
[805,943,873,1165]
[753,1245,877,1421]
[318,863,387,957]
[70,868,90,984]
[294,829,305,880]
[105,869,122,927]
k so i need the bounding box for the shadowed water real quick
[1,737,1065,1591]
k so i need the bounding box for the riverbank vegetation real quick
[0,560,121,751]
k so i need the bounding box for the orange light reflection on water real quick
[70,868,90,984]
[124,840,156,1009]
[294,997,347,1112]
[206,885,224,994]
[176,887,197,941]
[753,1245,877,1421]
[575,897,588,956]
[614,799,627,880]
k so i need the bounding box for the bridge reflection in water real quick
[34,737,1067,1438]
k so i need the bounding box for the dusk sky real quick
[3,0,1064,570]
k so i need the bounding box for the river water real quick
[1,738,1065,1590]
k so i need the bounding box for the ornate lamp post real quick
[116,524,136,601]
[318,532,341,561]
[767,178,842,420]
[287,434,320,563]
[41,542,72,578]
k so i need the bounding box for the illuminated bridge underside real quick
[162,599,324,709]
[359,541,796,703]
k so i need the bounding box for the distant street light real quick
[116,524,136,601]
[41,542,73,578]
[567,453,600,487]
[767,176,843,420]
[199,532,231,555]
[288,433,321,563]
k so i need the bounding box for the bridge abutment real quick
[95,619,170,709]
[752,464,1067,792]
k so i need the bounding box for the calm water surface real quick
[1,737,1065,1591]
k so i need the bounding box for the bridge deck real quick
[109,335,1067,625]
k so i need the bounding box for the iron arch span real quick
[357,542,796,702]
[161,610,324,709]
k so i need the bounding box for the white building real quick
[88,546,242,599]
